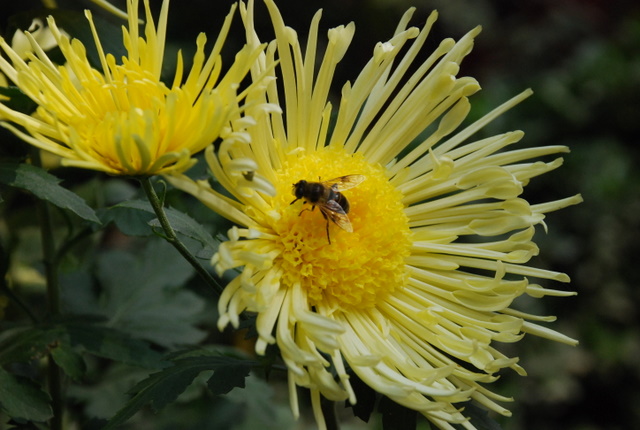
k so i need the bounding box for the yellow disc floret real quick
[271,146,412,309]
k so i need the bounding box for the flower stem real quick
[31,150,63,430]
[140,177,224,296]
[35,190,60,317]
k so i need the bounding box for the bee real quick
[290,175,366,244]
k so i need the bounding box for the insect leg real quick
[325,221,331,244]
[298,204,316,216]
[319,209,332,244]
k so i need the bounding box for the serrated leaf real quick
[165,345,250,361]
[0,321,164,370]
[104,354,256,429]
[102,199,218,253]
[103,366,200,429]
[51,343,86,381]
[0,367,52,422]
[68,364,153,420]
[95,239,207,348]
[66,323,165,369]
[0,163,100,224]
[148,208,219,255]
[207,363,251,396]
[98,200,156,236]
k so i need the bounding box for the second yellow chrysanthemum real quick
[0,0,263,176]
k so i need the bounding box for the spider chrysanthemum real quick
[0,0,263,176]
[168,1,582,428]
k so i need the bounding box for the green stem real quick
[140,177,224,297]
[33,158,59,317]
[32,150,63,430]
[40,200,60,315]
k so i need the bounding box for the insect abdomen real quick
[335,193,350,213]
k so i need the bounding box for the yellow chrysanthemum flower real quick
[169,1,582,428]
[0,0,263,176]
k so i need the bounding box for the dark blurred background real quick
[2,0,639,429]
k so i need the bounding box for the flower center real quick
[65,66,171,173]
[271,146,412,310]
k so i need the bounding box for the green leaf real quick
[148,207,219,255]
[68,364,152,420]
[225,375,288,430]
[0,367,52,422]
[98,200,157,236]
[0,321,164,370]
[51,342,86,381]
[0,326,65,365]
[207,363,251,396]
[95,239,207,348]
[103,365,200,429]
[101,199,219,254]
[66,323,166,369]
[0,162,100,224]
[104,354,256,429]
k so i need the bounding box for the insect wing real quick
[321,200,353,232]
[323,175,365,192]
